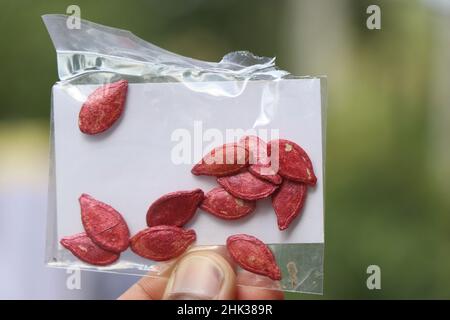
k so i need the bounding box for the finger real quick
[163,250,236,300]
[118,261,176,300]
[118,275,168,300]
[236,286,285,300]
[118,246,231,300]
[236,270,284,300]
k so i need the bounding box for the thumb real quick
[162,250,236,300]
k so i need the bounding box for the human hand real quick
[119,247,284,300]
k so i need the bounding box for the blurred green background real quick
[1,0,449,299]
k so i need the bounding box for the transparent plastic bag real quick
[43,14,326,294]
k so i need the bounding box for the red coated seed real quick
[226,234,281,280]
[248,164,283,185]
[191,143,249,177]
[272,180,307,230]
[200,186,256,220]
[217,171,278,201]
[268,139,317,185]
[78,80,128,135]
[130,225,196,261]
[238,135,269,165]
[60,232,120,266]
[79,194,130,253]
[146,189,204,227]
[240,136,282,184]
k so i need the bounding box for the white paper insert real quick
[53,79,324,245]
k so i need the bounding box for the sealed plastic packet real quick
[43,14,326,294]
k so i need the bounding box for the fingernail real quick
[167,255,224,300]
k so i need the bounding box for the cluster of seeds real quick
[195,135,316,231]
[60,80,317,281]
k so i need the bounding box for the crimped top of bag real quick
[42,14,291,82]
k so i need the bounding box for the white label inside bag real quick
[53,79,324,245]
